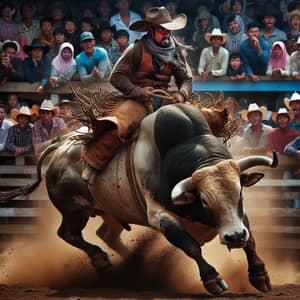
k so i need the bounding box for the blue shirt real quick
[289,120,300,132]
[76,47,111,82]
[284,136,300,156]
[239,38,270,76]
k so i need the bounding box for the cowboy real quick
[197,28,229,80]
[82,6,192,184]
[284,92,300,131]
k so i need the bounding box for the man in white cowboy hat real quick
[290,37,300,80]
[284,92,300,130]
[266,108,299,155]
[32,99,66,156]
[82,6,192,184]
[197,28,229,80]
[5,106,34,156]
[239,103,273,155]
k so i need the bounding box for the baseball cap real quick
[79,31,95,42]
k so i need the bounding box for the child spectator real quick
[0,103,13,152]
[23,38,52,94]
[48,27,67,58]
[267,108,299,155]
[0,2,20,42]
[286,9,300,54]
[38,17,55,48]
[239,22,270,81]
[0,40,23,84]
[290,37,300,80]
[109,29,129,66]
[266,41,291,78]
[6,93,20,118]
[227,52,246,80]
[76,31,111,83]
[6,106,33,156]
[49,42,76,88]
[198,28,229,80]
[96,22,117,53]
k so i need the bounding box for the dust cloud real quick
[0,188,298,294]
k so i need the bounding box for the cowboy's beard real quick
[158,37,171,47]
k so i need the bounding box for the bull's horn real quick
[171,177,195,205]
[237,151,278,172]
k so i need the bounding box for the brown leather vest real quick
[132,42,173,89]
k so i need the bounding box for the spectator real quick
[38,17,55,48]
[0,1,20,42]
[290,36,300,79]
[6,106,33,156]
[137,0,155,18]
[284,92,300,130]
[227,52,247,80]
[286,9,300,55]
[95,0,112,27]
[239,103,273,154]
[32,99,66,156]
[109,29,129,66]
[109,0,143,45]
[163,0,180,19]
[48,27,67,58]
[198,28,229,80]
[96,22,117,53]
[49,42,76,88]
[239,22,270,81]
[5,93,20,118]
[76,31,111,83]
[80,4,96,20]
[57,99,82,130]
[225,15,247,54]
[63,17,80,55]
[266,108,299,155]
[18,1,41,45]
[48,1,69,29]
[0,40,23,84]
[0,103,13,152]
[266,41,291,78]
[260,5,287,47]
[23,38,52,94]
[79,17,94,35]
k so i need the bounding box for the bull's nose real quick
[224,229,247,245]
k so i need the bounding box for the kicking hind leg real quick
[96,214,129,257]
[58,210,112,270]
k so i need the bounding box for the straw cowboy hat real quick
[287,9,300,26]
[241,103,267,122]
[284,92,300,110]
[272,108,294,122]
[129,6,187,32]
[37,99,59,115]
[11,106,33,122]
[204,28,227,44]
[23,38,50,55]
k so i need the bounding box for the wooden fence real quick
[0,152,299,252]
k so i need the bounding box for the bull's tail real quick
[0,142,59,203]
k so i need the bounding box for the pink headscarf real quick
[269,41,289,69]
[51,42,76,74]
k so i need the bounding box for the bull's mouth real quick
[226,242,247,251]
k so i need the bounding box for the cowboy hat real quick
[1,40,20,53]
[23,38,50,55]
[287,9,300,26]
[11,106,33,122]
[38,99,59,115]
[271,108,294,122]
[204,28,227,44]
[129,6,187,32]
[284,92,300,110]
[241,103,267,122]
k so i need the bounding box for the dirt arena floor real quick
[0,201,299,300]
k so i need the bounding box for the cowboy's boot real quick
[82,128,123,186]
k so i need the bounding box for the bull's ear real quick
[173,192,196,205]
[241,172,264,187]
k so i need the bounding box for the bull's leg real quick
[243,215,271,292]
[57,210,112,270]
[157,212,228,295]
[96,214,129,257]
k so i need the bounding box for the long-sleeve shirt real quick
[5,124,33,153]
[266,55,291,77]
[290,50,300,76]
[76,47,111,83]
[239,38,270,76]
[23,55,52,88]
[50,64,77,85]
[0,119,13,151]
[284,136,300,156]
[198,46,229,76]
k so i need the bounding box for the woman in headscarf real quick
[266,41,290,78]
[49,42,76,87]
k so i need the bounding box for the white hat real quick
[11,106,33,121]
[241,103,267,122]
[1,40,20,53]
[39,99,59,115]
[204,28,227,44]
[284,92,300,110]
[272,108,294,122]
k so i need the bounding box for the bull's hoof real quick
[91,252,112,270]
[249,271,272,292]
[203,276,228,295]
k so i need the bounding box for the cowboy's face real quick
[277,114,290,129]
[40,110,54,126]
[80,39,95,55]
[290,100,300,116]
[30,48,43,61]
[247,111,262,126]
[210,36,222,48]
[151,25,171,47]
[17,115,30,129]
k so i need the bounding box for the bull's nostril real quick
[242,229,247,239]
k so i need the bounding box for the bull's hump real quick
[154,104,211,156]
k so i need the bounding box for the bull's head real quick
[171,152,278,250]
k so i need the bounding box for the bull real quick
[0,103,277,295]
